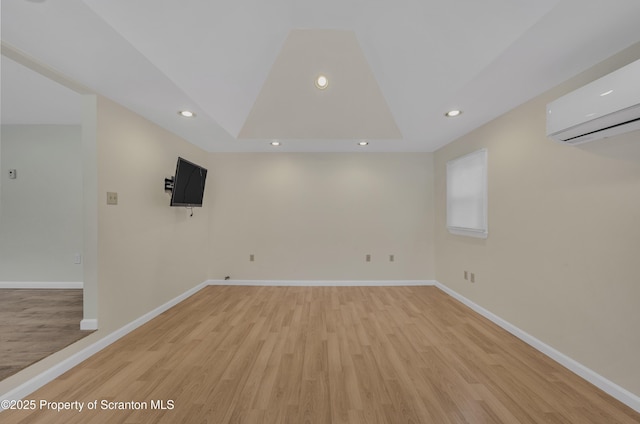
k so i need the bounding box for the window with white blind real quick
[446,149,488,238]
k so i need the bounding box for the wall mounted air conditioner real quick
[546,58,640,145]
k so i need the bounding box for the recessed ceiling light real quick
[271,141,281,146]
[178,110,196,118]
[358,141,369,146]
[445,110,462,117]
[315,74,329,90]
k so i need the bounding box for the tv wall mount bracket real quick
[164,177,174,193]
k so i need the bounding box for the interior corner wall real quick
[434,44,640,396]
[207,152,435,281]
[81,94,98,324]
[0,124,83,283]
[95,95,209,332]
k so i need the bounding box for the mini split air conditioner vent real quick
[546,59,640,145]
[560,115,640,145]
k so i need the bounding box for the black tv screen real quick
[170,157,207,207]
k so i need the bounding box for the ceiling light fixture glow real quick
[315,74,329,90]
[178,110,196,118]
[358,141,369,146]
[271,141,281,146]
[445,110,462,117]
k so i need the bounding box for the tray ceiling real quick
[2,0,640,152]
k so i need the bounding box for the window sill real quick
[447,227,488,239]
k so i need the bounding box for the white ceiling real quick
[1,55,82,125]
[238,29,403,140]
[2,0,640,152]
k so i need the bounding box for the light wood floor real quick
[2,286,639,423]
[0,289,92,381]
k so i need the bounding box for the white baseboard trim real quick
[80,319,98,331]
[0,281,83,289]
[207,279,436,287]
[0,280,210,408]
[433,280,640,413]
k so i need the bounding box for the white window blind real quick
[446,149,488,238]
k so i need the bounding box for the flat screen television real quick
[170,157,207,207]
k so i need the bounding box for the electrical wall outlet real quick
[249,254,255,262]
[366,254,371,262]
[8,169,17,179]
[106,192,118,205]
[389,254,395,262]
[74,253,82,265]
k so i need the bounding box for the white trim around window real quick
[446,148,488,239]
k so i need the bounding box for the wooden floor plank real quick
[0,289,92,381]
[2,286,639,424]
